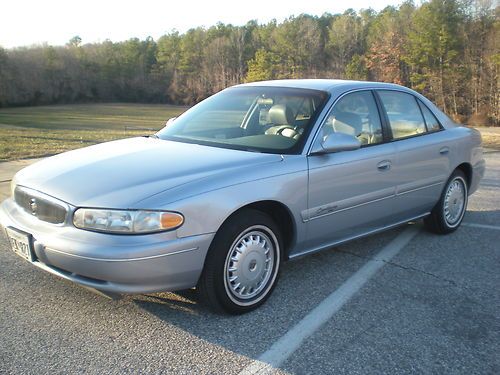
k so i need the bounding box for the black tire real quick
[197,209,282,314]
[424,169,468,234]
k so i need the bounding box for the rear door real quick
[376,90,452,221]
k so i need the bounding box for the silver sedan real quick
[0,79,485,313]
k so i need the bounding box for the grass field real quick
[476,127,500,151]
[0,104,498,162]
[0,104,188,161]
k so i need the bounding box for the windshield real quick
[157,86,329,154]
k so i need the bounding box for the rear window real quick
[418,100,442,132]
[378,91,427,140]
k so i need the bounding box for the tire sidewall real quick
[210,210,283,313]
[440,172,468,231]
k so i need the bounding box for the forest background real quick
[0,0,498,125]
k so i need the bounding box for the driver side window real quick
[322,91,383,146]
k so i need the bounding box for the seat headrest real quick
[269,104,294,125]
[332,112,362,136]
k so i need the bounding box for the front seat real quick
[265,104,298,138]
[332,112,370,145]
[331,112,362,136]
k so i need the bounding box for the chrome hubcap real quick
[224,227,277,302]
[444,178,466,226]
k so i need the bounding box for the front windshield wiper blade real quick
[144,134,159,139]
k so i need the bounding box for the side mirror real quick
[164,117,177,127]
[311,132,361,154]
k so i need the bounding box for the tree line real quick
[0,0,498,125]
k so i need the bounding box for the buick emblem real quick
[29,198,38,215]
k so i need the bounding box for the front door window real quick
[321,91,383,146]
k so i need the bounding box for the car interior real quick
[162,92,324,152]
[322,92,384,146]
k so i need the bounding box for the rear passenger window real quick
[418,100,441,132]
[322,91,383,145]
[378,91,426,139]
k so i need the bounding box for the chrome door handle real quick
[439,147,450,155]
[377,161,391,171]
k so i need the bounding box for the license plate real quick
[6,227,34,262]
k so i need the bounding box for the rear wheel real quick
[424,170,468,234]
[198,209,282,314]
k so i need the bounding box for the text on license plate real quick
[6,227,34,262]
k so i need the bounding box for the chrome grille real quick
[14,187,68,224]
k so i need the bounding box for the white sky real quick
[1,0,406,48]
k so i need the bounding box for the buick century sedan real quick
[0,79,485,313]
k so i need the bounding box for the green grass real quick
[1,104,497,162]
[0,103,188,161]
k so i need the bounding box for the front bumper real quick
[0,198,214,294]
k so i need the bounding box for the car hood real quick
[15,137,282,208]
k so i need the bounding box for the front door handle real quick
[439,147,450,155]
[377,160,391,171]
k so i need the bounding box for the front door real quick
[303,90,397,253]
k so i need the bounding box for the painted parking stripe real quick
[239,225,420,375]
[462,222,500,231]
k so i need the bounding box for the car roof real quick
[235,79,407,93]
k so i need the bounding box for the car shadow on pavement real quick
[128,209,500,363]
[130,227,405,360]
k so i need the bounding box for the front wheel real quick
[424,170,468,234]
[198,209,282,314]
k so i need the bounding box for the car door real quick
[303,90,398,253]
[376,90,452,222]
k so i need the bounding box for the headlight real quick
[73,208,184,234]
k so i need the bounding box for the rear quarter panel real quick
[453,126,484,194]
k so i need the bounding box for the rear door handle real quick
[439,147,450,155]
[377,160,391,171]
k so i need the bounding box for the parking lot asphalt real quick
[0,158,42,202]
[0,151,498,375]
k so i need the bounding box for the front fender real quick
[139,155,309,250]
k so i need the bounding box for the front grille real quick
[14,187,68,224]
